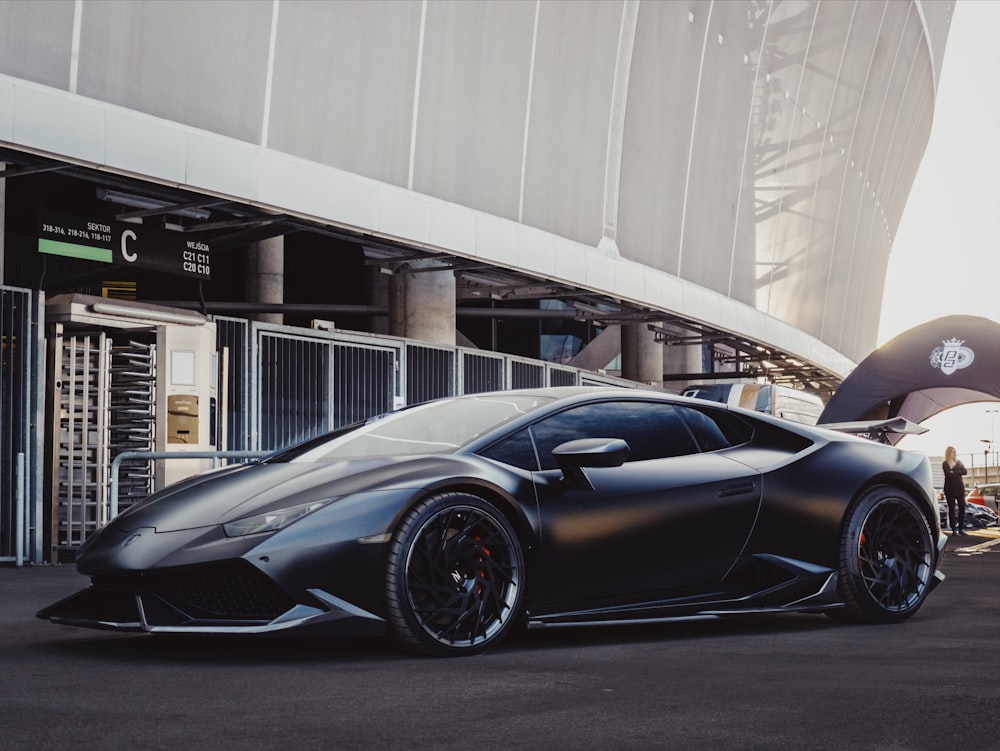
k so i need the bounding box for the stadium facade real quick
[0,1,953,562]
[1,0,954,372]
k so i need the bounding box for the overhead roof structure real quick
[0,147,846,394]
[819,316,1000,430]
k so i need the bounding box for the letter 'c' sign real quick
[121,229,137,263]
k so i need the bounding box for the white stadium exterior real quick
[0,1,957,564]
[1,0,953,379]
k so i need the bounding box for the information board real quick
[39,210,211,280]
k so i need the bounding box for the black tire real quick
[831,486,934,624]
[385,492,525,656]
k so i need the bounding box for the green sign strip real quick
[38,238,113,263]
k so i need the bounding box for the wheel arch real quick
[843,472,939,537]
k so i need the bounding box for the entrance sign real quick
[39,211,211,280]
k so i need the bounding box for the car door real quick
[527,400,762,610]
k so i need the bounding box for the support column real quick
[367,265,391,335]
[662,330,706,392]
[621,323,662,387]
[389,260,455,345]
[567,325,622,371]
[244,236,284,325]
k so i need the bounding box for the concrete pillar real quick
[621,323,662,386]
[389,260,455,345]
[367,265,391,335]
[244,236,284,325]
[663,333,707,393]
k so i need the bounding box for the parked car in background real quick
[968,484,1000,514]
[680,383,824,425]
[966,500,999,527]
[939,500,997,530]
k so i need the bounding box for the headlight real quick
[223,499,333,537]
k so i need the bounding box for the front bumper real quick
[37,559,384,637]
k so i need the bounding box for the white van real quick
[681,383,824,425]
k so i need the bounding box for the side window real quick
[531,401,700,470]
[478,430,539,471]
[677,406,753,451]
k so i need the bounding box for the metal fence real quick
[229,319,637,454]
[17,310,638,563]
[215,316,251,451]
[1,286,44,565]
[2,301,638,564]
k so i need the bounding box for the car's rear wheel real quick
[385,492,524,656]
[831,486,934,624]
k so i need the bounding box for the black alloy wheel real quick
[832,486,935,624]
[385,492,524,656]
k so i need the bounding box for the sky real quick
[877,0,1000,461]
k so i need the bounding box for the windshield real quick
[272,394,553,463]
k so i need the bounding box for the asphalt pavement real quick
[2,530,999,751]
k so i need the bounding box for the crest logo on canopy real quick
[930,338,975,376]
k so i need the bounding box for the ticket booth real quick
[44,294,224,560]
[156,320,221,488]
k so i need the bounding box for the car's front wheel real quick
[832,486,935,624]
[385,492,524,656]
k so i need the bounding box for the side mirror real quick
[551,438,630,491]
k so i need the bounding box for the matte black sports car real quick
[39,388,945,656]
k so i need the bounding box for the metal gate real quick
[108,336,157,512]
[254,326,398,451]
[245,323,637,454]
[46,327,158,560]
[216,316,251,451]
[47,329,111,559]
[1,286,43,565]
[461,351,505,394]
[405,343,455,404]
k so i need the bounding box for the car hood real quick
[113,455,456,533]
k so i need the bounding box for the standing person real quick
[942,446,968,535]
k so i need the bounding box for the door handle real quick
[717,482,756,498]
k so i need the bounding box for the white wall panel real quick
[414,0,534,221]
[549,235,584,287]
[516,225,556,279]
[0,0,73,90]
[106,110,187,185]
[583,253,615,298]
[267,0,420,188]
[613,261,644,308]
[77,0,271,145]
[259,151,380,231]
[520,0,621,246]
[473,214,518,265]
[13,83,105,165]
[429,200,477,255]
[378,187,431,247]
[0,77,13,142]
[185,134,260,203]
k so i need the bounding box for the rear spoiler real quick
[819,417,928,444]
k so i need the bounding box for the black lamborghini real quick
[39,388,945,656]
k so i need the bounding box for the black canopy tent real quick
[820,316,1000,437]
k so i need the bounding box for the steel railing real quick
[109,450,271,518]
